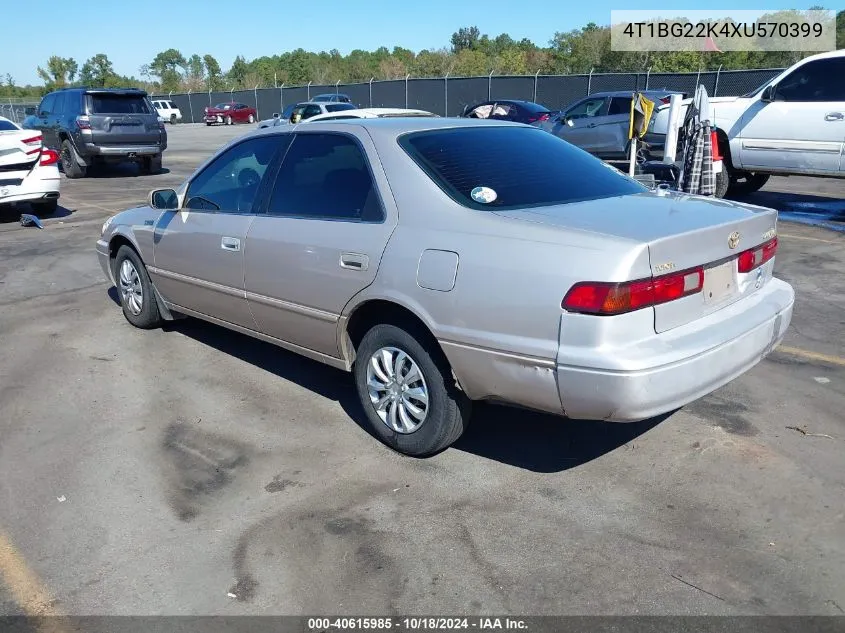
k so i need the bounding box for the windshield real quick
[399,126,645,211]
[215,103,233,110]
[742,79,773,98]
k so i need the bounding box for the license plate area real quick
[703,261,737,304]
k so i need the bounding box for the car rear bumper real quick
[83,144,164,157]
[0,167,60,205]
[556,278,794,421]
[442,277,793,422]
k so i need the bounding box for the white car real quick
[0,116,60,216]
[152,99,182,124]
[305,107,438,122]
[647,49,845,197]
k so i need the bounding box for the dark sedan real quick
[460,100,552,125]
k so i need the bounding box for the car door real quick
[244,130,396,358]
[150,134,286,329]
[33,93,56,147]
[738,57,845,173]
[552,96,609,153]
[48,92,67,148]
[600,95,634,156]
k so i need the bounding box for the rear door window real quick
[89,94,153,115]
[326,103,356,112]
[399,126,644,210]
[608,97,633,115]
[53,93,67,115]
[266,132,383,222]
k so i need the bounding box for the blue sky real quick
[4,0,829,84]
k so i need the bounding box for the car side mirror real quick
[272,113,280,118]
[149,188,179,210]
[761,85,775,102]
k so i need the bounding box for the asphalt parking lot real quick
[1,124,844,617]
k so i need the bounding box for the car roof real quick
[252,116,521,139]
[579,90,681,98]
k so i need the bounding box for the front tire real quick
[225,115,232,126]
[354,323,470,457]
[113,245,162,329]
[714,167,729,198]
[248,114,255,124]
[170,113,177,124]
[60,140,86,179]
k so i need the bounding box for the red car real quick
[203,102,257,126]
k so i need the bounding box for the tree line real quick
[2,11,843,99]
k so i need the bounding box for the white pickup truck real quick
[646,50,845,197]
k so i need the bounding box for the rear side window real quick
[399,126,644,211]
[326,103,356,112]
[89,94,152,115]
[267,133,383,221]
[608,97,633,115]
[0,119,18,131]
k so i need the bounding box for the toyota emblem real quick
[728,231,741,249]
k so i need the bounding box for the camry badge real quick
[728,231,741,249]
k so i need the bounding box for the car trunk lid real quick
[85,92,161,146]
[495,191,778,333]
[0,128,41,172]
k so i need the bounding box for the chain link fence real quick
[152,67,784,124]
[0,100,39,125]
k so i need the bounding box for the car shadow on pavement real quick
[0,203,74,223]
[74,165,172,178]
[730,191,845,222]
[453,404,668,472]
[111,303,671,473]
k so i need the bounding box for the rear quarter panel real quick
[343,127,649,408]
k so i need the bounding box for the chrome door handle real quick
[824,112,844,121]
[339,252,369,271]
[221,236,241,251]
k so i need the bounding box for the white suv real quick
[152,99,182,124]
[648,50,845,196]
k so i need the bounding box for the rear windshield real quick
[326,103,356,112]
[519,101,551,114]
[0,119,18,131]
[90,94,152,115]
[399,126,645,210]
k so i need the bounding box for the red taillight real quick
[737,237,777,273]
[562,266,704,316]
[40,149,60,166]
[22,134,42,154]
[75,116,91,130]
[710,130,722,161]
[528,113,551,123]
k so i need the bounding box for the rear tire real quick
[113,245,162,329]
[140,154,162,175]
[714,167,729,198]
[354,323,471,457]
[60,140,86,179]
[727,172,770,197]
[30,199,58,216]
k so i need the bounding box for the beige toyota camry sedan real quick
[96,118,794,456]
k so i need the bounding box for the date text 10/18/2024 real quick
[308,617,529,630]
